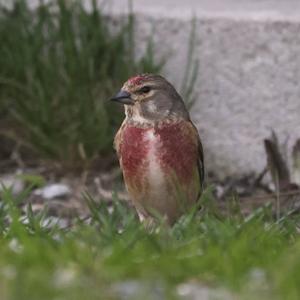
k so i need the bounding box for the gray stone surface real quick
[108,0,300,20]
[106,0,300,179]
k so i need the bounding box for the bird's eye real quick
[140,86,151,93]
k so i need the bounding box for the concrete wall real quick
[108,0,300,179]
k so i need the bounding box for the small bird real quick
[111,74,204,225]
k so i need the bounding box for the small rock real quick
[8,238,23,254]
[0,175,24,195]
[53,266,77,288]
[177,282,234,300]
[215,185,225,199]
[112,280,165,300]
[34,184,71,200]
[41,217,69,229]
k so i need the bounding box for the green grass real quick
[0,0,161,165]
[0,186,299,299]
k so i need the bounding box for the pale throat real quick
[124,102,171,126]
[125,104,154,125]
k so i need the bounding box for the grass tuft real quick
[0,0,161,165]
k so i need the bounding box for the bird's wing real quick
[187,121,205,188]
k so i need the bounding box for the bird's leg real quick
[137,211,146,222]
[137,211,157,231]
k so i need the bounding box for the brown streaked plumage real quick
[111,74,204,225]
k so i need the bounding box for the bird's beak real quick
[110,90,134,105]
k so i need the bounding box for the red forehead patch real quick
[127,74,148,86]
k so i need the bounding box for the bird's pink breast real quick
[119,126,150,181]
[119,122,198,185]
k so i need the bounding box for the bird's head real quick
[110,74,189,123]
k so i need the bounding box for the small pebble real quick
[0,175,24,195]
[34,184,71,200]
